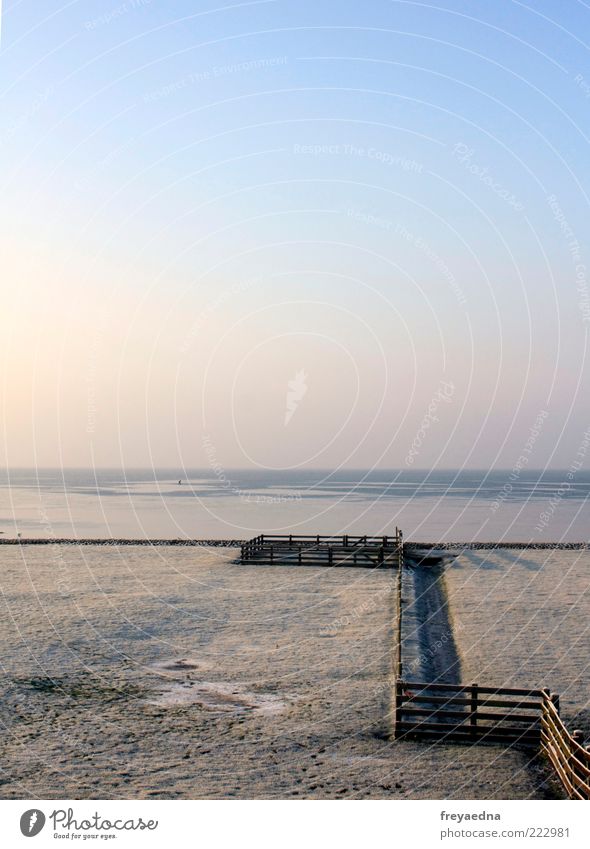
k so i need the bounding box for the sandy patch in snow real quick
[148,676,290,714]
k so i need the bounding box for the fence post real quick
[270,545,274,564]
[298,545,302,565]
[396,552,403,678]
[551,692,561,715]
[470,683,479,738]
[394,679,403,738]
[541,688,550,739]
[572,731,585,792]
[329,547,333,567]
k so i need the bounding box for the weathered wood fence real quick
[240,531,403,568]
[393,546,590,799]
[394,680,544,746]
[243,529,590,799]
[540,689,590,799]
[394,679,590,798]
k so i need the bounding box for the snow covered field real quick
[445,549,590,736]
[0,545,558,799]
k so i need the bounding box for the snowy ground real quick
[444,549,590,736]
[0,546,558,799]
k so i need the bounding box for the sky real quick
[1,0,590,472]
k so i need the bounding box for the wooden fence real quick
[240,531,404,568]
[540,689,590,799]
[393,680,590,799]
[395,545,403,678]
[394,679,544,746]
[393,551,590,799]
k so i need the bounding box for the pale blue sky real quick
[1,1,589,470]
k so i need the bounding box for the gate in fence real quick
[393,542,590,800]
[393,680,590,799]
[394,679,544,746]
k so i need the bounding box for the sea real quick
[0,468,589,542]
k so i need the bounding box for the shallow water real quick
[1,468,589,541]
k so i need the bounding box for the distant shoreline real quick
[0,538,588,549]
